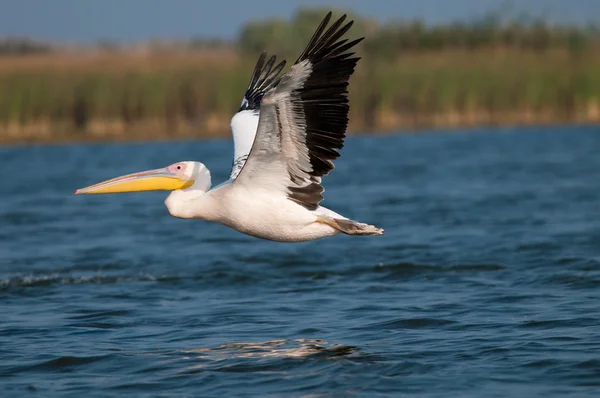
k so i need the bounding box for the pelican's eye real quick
[167,163,186,174]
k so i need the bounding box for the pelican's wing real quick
[229,52,286,179]
[235,12,363,210]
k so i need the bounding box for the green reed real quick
[0,48,599,142]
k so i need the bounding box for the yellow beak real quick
[74,167,194,195]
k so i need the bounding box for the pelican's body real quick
[164,175,343,242]
[76,12,384,242]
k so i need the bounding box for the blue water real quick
[1,125,600,397]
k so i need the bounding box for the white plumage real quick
[76,12,384,242]
[229,110,258,179]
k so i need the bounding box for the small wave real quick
[517,241,560,252]
[7,355,110,374]
[363,317,456,330]
[285,262,506,283]
[523,358,561,368]
[370,262,505,279]
[574,359,600,370]
[0,272,176,290]
[67,309,132,320]
[521,318,598,329]
[542,273,600,289]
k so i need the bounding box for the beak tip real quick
[74,189,80,195]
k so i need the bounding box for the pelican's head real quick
[75,161,210,195]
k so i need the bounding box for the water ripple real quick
[2,128,600,397]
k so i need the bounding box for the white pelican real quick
[75,12,384,242]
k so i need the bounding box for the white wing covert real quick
[229,52,286,179]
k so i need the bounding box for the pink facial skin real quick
[167,163,187,177]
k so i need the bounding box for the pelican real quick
[75,12,384,242]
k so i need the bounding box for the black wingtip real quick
[295,12,361,65]
[248,51,267,90]
[241,51,287,111]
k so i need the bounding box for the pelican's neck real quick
[164,166,212,219]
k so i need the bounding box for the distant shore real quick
[2,111,598,146]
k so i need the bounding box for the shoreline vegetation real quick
[1,8,600,145]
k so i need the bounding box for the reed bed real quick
[1,47,599,143]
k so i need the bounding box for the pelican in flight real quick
[75,12,384,242]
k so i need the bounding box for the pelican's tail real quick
[318,216,384,236]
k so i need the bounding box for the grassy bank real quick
[1,37,600,144]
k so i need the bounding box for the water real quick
[1,125,599,397]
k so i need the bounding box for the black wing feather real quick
[241,52,286,112]
[287,12,364,209]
